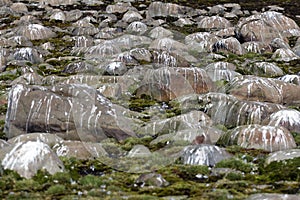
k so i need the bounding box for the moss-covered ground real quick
[0,146,299,199]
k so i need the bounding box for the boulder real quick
[236,11,300,45]
[137,111,212,137]
[4,84,137,142]
[198,93,284,128]
[197,16,232,29]
[265,149,300,165]
[8,133,63,147]
[181,144,232,166]
[53,140,107,159]
[1,141,64,179]
[16,24,57,40]
[266,109,300,133]
[147,2,193,18]
[249,62,284,77]
[122,10,143,23]
[135,67,214,101]
[185,32,220,53]
[126,21,147,35]
[246,193,300,200]
[278,75,300,85]
[205,61,241,81]
[212,37,244,55]
[217,125,296,152]
[148,27,173,39]
[227,75,300,106]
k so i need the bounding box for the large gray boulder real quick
[217,125,296,152]
[227,75,300,106]
[1,141,64,179]
[198,93,284,128]
[135,67,214,101]
[236,11,300,45]
[181,144,232,166]
[4,84,137,142]
[16,24,57,40]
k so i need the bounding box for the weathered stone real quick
[122,10,143,23]
[246,193,300,200]
[181,144,232,166]
[218,125,296,152]
[236,11,300,45]
[249,62,284,77]
[197,16,232,29]
[16,24,56,40]
[65,9,83,22]
[126,21,147,35]
[149,37,187,52]
[53,140,107,159]
[185,32,220,53]
[267,109,300,133]
[212,37,244,55]
[137,111,212,137]
[106,2,132,14]
[129,48,152,63]
[1,141,64,179]
[10,2,28,13]
[135,67,214,101]
[198,93,284,128]
[104,61,128,76]
[8,133,63,147]
[205,61,240,81]
[111,34,152,50]
[148,27,173,39]
[227,75,300,105]
[4,84,137,142]
[127,145,151,158]
[11,72,43,85]
[49,10,66,22]
[10,47,43,64]
[147,2,193,18]
[279,75,300,85]
[149,127,218,146]
[272,48,299,61]
[0,139,10,149]
[134,173,169,188]
[151,50,191,68]
[242,41,272,54]
[265,149,300,165]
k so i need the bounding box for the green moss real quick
[45,184,67,195]
[225,172,244,181]
[129,97,157,112]
[260,157,300,182]
[0,73,19,81]
[215,158,255,174]
[120,136,153,151]
[51,172,73,185]
[15,179,40,191]
[78,174,103,188]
